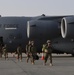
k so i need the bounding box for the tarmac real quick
[0,53,74,75]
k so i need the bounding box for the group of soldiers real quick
[0,40,53,66]
[25,40,53,66]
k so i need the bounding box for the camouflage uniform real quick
[26,41,37,64]
[0,44,2,58]
[26,43,32,63]
[30,41,37,64]
[42,40,53,66]
[17,45,22,61]
[2,45,8,60]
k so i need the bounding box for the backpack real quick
[33,54,39,60]
[42,44,47,52]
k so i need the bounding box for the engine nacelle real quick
[27,20,59,39]
[61,16,74,38]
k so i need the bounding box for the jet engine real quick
[61,16,74,38]
[27,20,60,39]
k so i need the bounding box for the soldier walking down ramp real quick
[42,40,53,66]
[17,44,22,61]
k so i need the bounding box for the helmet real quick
[31,41,34,43]
[28,40,31,44]
[47,40,51,43]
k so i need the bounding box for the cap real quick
[28,40,31,44]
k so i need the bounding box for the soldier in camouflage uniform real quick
[42,40,53,66]
[2,44,8,60]
[26,41,37,64]
[26,40,32,63]
[17,44,22,61]
[30,41,37,64]
[0,44,2,58]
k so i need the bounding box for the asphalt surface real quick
[0,53,74,75]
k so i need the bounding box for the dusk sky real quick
[0,0,74,16]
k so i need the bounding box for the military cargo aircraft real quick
[0,15,74,55]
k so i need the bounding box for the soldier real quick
[42,40,53,66]
[26,40,32,63]
[17,44,22,61]
[26,41,37,64]
[30,41,37,64]
[2,44,8,60]
[0,44,2,58]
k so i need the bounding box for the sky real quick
[0,0,74,17]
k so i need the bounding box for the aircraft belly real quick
[52,43,74,53]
